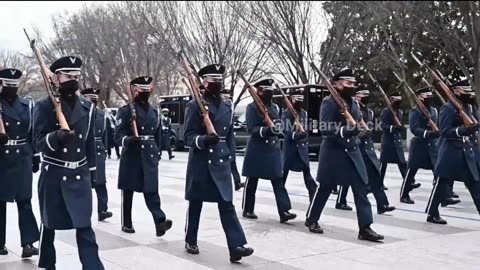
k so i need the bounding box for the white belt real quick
[5,139,27,146]
[43,155,87,170]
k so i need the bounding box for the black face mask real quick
[1,87,18,98]
[423,98,433,107]
[360,96,370,105]
[391,101,401,110]
[469,96,478,107]
[59,80,79,97]
[340,87,355,100]
[135,92,150,103]
[206,82,223,94]
[293,101,303,110]
[458,94,471,104]
[260,91,273,104]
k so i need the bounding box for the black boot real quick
[305,220,323,234]
[169,155,175,160]
[280,211,297,223]
[98,211,113,221]
[441,198,461,207]
[450,192,459,198]
[235,182,245,191]
[21,244,39,258]
[229,246,254,263]
[185,243,199,255]
[242,212,258,219]
[400,196,415,204]
[378,205,396,215]
[382,185,389,191]
[335,204,353,211]
[358,227,384,242]
[427,215,447,225]
[0,246,7,255]
[411,183,421,189]
[121,226,135,233]
[156,219,173,237]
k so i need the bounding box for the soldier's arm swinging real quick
[246,104,269,138]
[32,102,61,153]
[184,102,207,150]
[86,105,97,184]
[409,109,428,138]
[320,99,343,138]
[155,110,162,160]
[380,109,396,134]
[114,107,130,148]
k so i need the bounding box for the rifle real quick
[236,71,274,128]
[274,84,305,133]
[24,29,70,130]
[392,72,439,132]
[178,52,216,135]
[411,52,474,126]
[420,77,446,105]
[310,62,358,127]
[0,102,5,134]
[367,72,402,126]
[119,48,139,137]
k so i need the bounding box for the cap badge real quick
[10,69,16,76]
[215,65,221,71]
[144,77,149,82]
[69,57,76,64]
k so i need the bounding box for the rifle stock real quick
[24,29,70,131]
[119,49,140,137]
[367,72,402,127]
[236,72,274,128]
[310,62,358,127]
[392,72,439,132]
[411,52,474,126]
[0,102,5,134]
[178,52,217,135]
[275,84,305,133]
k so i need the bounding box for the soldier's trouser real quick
[185,200,247,250]
[242,177,292,217]
[0,200,40,247]
[426,178,480,217]
[380,162,408,186]
[282,168,317,202]
[231,161,241,186]
[306,174,373,229]
[400,168,418,198]
[94,184,109,214]
[336,185,349,206]
[122,191,166,228]
[337,160,390,211]
[38,225,104,269]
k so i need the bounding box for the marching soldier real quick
[0,68,40,257]
[242,79,297,222]
[355,86,396,214]
[335,86,397,214]
[183,64,253,262]
[427,79,480,224]
[160,108,175,160]
[379,92,409,190]
[32,56,104,269]
[400,87,460,206]
[114,75,172,236]
[305,69,384,242]
[106,109,120,159]
[80,88,113,221]
[281,90,317,201]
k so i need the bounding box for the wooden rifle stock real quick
[0,102,5,134]
[310,62,357,126]
[411,52,474,126]
[367,72,402,127]
[24,29,70,131]
[275,84,305,133]
[392,72,439,132]
[236,72,274,128]
[178,52,217,135]
[119,49,139,137]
